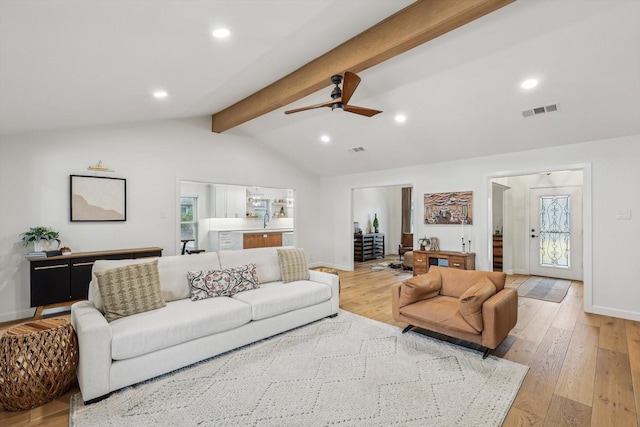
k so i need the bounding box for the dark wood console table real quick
[413,250,475,276]
[27,247,163,319]
[354,233,385,262]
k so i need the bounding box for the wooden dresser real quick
[413,250,475,276]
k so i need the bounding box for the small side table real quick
[0,318,79,411]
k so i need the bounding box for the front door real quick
[529,186,583,280]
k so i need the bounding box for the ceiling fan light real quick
[332,102,344,111]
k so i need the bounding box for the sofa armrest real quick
[71,301,113,402]
[480,287,518,349]
[308,269,340,314]
[397,268,442,307]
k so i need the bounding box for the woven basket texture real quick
[0,319,78,411]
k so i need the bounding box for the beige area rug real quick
[69,311,527,427]
[515,276,572,303]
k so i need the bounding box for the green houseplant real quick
[20,226,61,252]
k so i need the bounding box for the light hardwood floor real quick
[2,258,639,426]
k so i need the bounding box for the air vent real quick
[349,147,365,152]
[522,103,559,118]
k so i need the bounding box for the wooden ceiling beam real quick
[211,0,515,133]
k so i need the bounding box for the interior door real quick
[529,186,583,280]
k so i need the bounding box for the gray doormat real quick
[516,276,572,303]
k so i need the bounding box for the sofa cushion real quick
[188,264,260,301]
[400,295,478,335]
[110,297,252,360]
[218,247,285,284]
[156,252,221,301]
[232,280,331,321]
[277,248,310,283]
[459,279,497,332]
[89,252,221,309]
[95,260,166,322]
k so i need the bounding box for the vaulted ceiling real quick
[1,1,639,177]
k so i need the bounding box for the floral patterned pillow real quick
[225,263,260,295]
[187,263,259,301]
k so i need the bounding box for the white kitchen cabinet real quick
[214,185,246,218]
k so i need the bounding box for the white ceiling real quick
[1,1,639,177]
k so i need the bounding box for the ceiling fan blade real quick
[341,72,361,105]
[284,100,336,115]
[344,105,382,117]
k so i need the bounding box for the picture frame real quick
[423,191,473,225]
[70,175,126,221]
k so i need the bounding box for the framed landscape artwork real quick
[424,191,472,225]
[70,175,126,221]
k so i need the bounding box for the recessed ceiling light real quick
[395,114,407,123]
[521,79,538,89]
[320,135,331,143]
[212,28,230,39]
[153,90,168,99]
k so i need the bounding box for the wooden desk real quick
[413,250,475,276]
[27,247,163,318]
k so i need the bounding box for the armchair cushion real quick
[459,279,497,332]
[398,268,442,307]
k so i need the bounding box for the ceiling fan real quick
[284,71,382,117]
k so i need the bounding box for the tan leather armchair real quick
[391,266,517,358]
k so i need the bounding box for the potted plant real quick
[418,237,430,251]
[20,226,61,252]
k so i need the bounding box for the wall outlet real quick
[616,209,631,220]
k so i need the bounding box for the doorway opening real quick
[488,164,592,311]
[351,184,413,268]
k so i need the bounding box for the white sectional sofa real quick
[70,247,339,403]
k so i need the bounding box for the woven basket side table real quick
[0,318,79,411]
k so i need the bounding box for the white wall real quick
[319,134,640,321]
[0,117,322,321]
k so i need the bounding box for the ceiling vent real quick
[522,103,559,118]
[349,147,365,152]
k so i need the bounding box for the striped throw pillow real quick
[95,260,166,322]
[277,248,310,283]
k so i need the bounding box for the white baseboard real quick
[0,308,35,323]
[590,305,640,322]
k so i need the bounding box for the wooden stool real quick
[0,318,78,411]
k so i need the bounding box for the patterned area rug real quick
[516,276,572,303]
[69,311,527,427]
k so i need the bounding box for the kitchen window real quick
[180,196,198,250]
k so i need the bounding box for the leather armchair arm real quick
[481,287,518,349]
[397,268,442,307]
